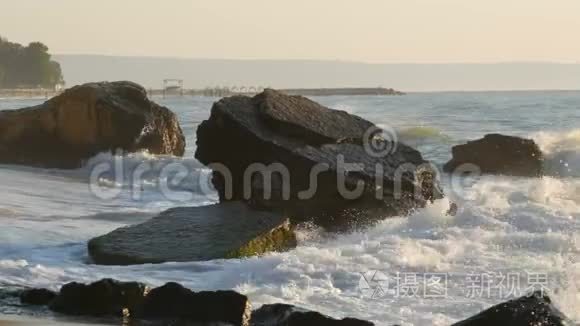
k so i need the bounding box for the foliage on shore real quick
[0,36,64,89]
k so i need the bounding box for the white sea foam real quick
[532,129,580,177]
[1,94,579,324]
[0,175,578,324]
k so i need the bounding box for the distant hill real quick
[54,55,580,92]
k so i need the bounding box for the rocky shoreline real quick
[7,279,572,326]
[0,81,564,325]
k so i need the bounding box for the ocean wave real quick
[67,151,217,197]
[398,126,452,143]
[531,129,580,177]
[397,127,453,161]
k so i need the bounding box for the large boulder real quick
[0,81,185,168]
[19,288,57,306]
[195,89,442,226]
[444,134,543,177]
[136,282,251,326]
[48,279,148,316]
[252,303,374,326]
[88,201,297,265]
[452,291,570,325]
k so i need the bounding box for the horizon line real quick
[53,53,580,66]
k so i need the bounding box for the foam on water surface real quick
[0,174,578,324]
[0,92,579,325]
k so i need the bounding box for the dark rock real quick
[136,282,251,326]
[19,288,57,306]
[251,303,374,326]
[452,291,570,326]
[444,134,543,177]
[255,89,375,144]
[88,201,297,265]
[195,89,442,226]
[15,280,382,326]
[0,81,185,168]
[49,279,148,316]
[446,203,458,216]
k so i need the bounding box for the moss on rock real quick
[226,220,297,258]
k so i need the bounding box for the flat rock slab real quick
[88,202,296,265]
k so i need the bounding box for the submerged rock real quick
[49,279,148,316]
[452,291,570,326]
[195,89,442,226]
[0,81,185,168]
[251,303,374,326]
[136,282,251,326]
[88,201,297,265]
[19,288,57,306]
[443,134,543,177]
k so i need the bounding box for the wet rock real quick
[251,303,374,326]
[0,81,185,168]
[136,282,251,326]
[255,89,375,144]
[13,280,383,326]
[446,203,458,216]
[88,201,297,265]
[195,89,442,226]
[452,291,570,326]
[19,288,57,305]
[49,279,148,316]
[443,134,543,177]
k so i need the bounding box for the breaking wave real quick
[532,129,580,177]
[399,126,452,142]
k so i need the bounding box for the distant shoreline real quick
[0,89,61,99]
[148,87,405,97]
[281,87,404,96]
[0,87,404,99]
[2,87,579,100]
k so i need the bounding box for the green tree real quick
[0,36,64,89]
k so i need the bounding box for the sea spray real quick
[532,129,580,177]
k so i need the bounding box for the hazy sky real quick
[2,0,579,63]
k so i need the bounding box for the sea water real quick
[0,92,578,325]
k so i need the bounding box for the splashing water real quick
[0,92,579,325]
